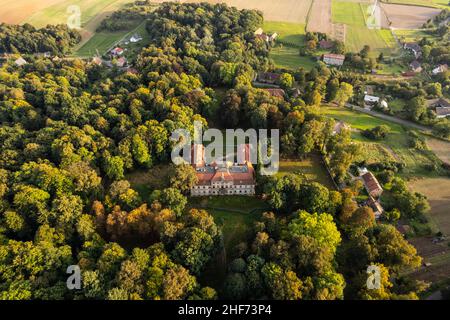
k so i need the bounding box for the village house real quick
[404,42,422,59]
[427,98,450,118]
[257,72,281,84]
[190,144,256,197]
[359,169,383,198]
[322,53,345,66]
[410,60,422,73]
[364,94,380,108]
[110,47,124,57]
[432,64,448,75]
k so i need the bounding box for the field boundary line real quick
[305,0,315,29]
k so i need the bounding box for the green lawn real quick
[332,1,397,54]
[277,154,336,189]
[263,21,307,47]
[270,46,317,70]
[320,105,444,177]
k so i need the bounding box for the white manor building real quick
[190,144,256,197]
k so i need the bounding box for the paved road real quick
[345,103,431,132]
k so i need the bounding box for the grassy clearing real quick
[263,21,316,71]
[270,46,317,70]
[74,19,148,57]
[263,21,307,46]
[125,164,172,201]
[332,1,397,54]
[277,154,336,189]
[320,105,444,177]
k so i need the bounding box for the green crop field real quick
[332,1,397,54]
[263,21,307,46]
[320,105,444,178]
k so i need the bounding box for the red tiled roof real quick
[265,88,285,98]
[362,172,383,195]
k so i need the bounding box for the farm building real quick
[265,88,286,98]
[409,60,422,73]
[432,64,448,75]
[322,54,345,66]
[366,196,384,219]
[404,42,422,59]
[257,72,281,84]
[361,171,383,198]
[436,107,450,119]
[364,95,380,108]
[190,144,256,197]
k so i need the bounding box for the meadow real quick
[263,21,317,70]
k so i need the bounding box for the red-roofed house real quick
[361,171,383,198]
[265,88,286,98]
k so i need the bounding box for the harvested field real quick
[380,3,441,29]
[307,0,333,35]
[153,0,313,24]
[409,178,450,236]
[0,0,65,24]
[426,138,450,165]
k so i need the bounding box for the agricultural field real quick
[332,0,397,54]
[0,0,66,24]
[382,0,448,8]
[426,138,450,165]
[307,0,333,35]
[320,105,445,177]
[380,2,442,29]
[409,178,450,236]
